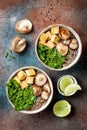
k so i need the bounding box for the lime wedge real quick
[59,76,74,92]
[64,83,82,96]
[53,100,71,117]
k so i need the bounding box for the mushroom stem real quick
[18,39,26,45]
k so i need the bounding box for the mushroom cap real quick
[43,82,50,94]
[15,19,32,34]
[56,42,69,56]
[69,38,78,50]
[59,28,70,40]
[12,36,27,53]
[41,91,49,100]
[32,85,42,97]
[35,73,47,86]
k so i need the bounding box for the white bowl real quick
[57,75,77,96]
[6,66,53,114]
[35,24,82,71]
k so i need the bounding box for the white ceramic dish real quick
[6,66,53,114]
[35,24,82,71]
[57,75,77,96]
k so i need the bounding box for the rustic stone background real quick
[0,0,87,130]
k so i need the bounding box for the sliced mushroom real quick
[12,36,27,53]
[62,39,71,46]
[32,85,42,96]
[43,82,50,94]
[56,42,68,56]
[69,38,78,50]
[35,73,47,86]
[41,91,49,100]
[59,28,70,40]
[16,19,32,34]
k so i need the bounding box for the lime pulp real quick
[59,76,74,92]
[64,83,82,96]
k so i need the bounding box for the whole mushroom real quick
[56,42,68,56]
[69,38,78,50]
[12,36,27,53]
[16,19,32,34]
[41,91,49,100]
[35,73,47,86]
[32,85,42,97]
[43,82,50,94]
[59,28,70,40]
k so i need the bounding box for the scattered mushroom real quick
[16,19,32,34]
[43,82,50,94]
[56,42,68,56]
[69,39,78,50]
[35,73,47,86]
[32,85,42,96]
[41,91,49,100]
[12,36,27,53]
[59,28,70,40]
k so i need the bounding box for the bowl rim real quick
[35,24,82,71]
[6,66,53,114]
[57,75,77,96]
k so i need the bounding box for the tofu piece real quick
[46,40,55,49]
[17,70,26,81]
[26,76,34,84]
[14,76,20,83]
[51,35,58,44]
[39,41,46,46]
[20,80,28,89]
[45,31,51,40]
[25,69,36,76]
[39,33,48,43]
[51,26,59,35]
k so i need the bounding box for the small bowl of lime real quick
[57,75,82,96]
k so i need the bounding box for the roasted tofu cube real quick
[39,33,48,43]
[26,76,34,84]
[39,41,46,46]
[51,35,58,44]
[51,26,59,35]
[20,80,28,89]
[17,70,26,81]
[14,76,20,83]
[25,69,36,76]
[45,31,51,40]
[46,40,55,49]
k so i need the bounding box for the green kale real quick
[37,44,66,69]
[6,79,36,111]
[57,37,61,42]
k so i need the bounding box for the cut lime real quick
[64,83,82,96]
[53,100,71,117]
[59,76,74,92]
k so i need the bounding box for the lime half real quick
[53,100,71,117]
[59,76,74,92]
[64,83,82,96]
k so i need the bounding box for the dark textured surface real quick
[0,0,87,130]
